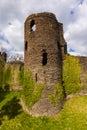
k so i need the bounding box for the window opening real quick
[25,41,28,51]
[35,73,37,82]
[30,20,36,31]
[42,49,47,66]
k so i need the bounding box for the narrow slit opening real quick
[42,49,47,66]
[25,41,28,51]
[35,73,37,82]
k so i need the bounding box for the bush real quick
[48,82,64,106]
[0,66,12,91]
[63,54,82,95]
[18,69,45,108]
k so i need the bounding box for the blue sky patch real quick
[69,48,75,52]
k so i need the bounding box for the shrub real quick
[0,66,12,91]
[48,81,64,106]
[18,69,45,108]
[4,66,12,88]
[63,54,82,95]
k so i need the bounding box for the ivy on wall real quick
[18,69,45,108]
[63,54,82,95]
[48,82,64,106]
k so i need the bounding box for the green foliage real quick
[0,66,12,90]
[0,70,4,89]
[48,82,64,105]
[0,56,5,69]
[18,69,45,108]
[0,57,5,89]
[18,67,24,86]
[56,95,87,130]
[63,54,82,95]
[3,66,12,86]
[0,91,22,128]
[1,92,87,130]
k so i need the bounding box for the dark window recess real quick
[57,42,60,49]
[25,41,28,51]
[30,20,36,31]
[35,73,37,82]
[42,50,47,66]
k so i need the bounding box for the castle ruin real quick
[24,12,67,116]
[24,12,67,85]
[0,12,87,117]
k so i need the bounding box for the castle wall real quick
[78,56,87,73]
[78,56,87,91]
[6,61,24,90]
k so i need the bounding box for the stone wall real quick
[24,12,66,85]
[6,61,24,90]
[78,56,87,91]
[78,56,87,73]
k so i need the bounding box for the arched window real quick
[30,20,36,31]
[42,49,47,66]
[25,41,28,51]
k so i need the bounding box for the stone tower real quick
[24,12,67,116]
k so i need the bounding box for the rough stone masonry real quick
[24,12,67,116]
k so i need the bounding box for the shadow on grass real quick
[0,96,22,125]
[0,91,9,102]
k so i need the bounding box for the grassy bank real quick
[0,91,87,130]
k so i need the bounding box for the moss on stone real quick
[48,82,64,106]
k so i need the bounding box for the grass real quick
[0,91,87,130]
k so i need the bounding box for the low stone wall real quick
[78,56,87,91]
[6,61,24,90]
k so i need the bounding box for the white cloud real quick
[3,19,24,51]
[65,0,87,55]
[0,0,87,56]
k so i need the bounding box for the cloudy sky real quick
[0,0,87,56]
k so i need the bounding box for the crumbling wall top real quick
[25,12,58,23]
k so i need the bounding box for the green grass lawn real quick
[0,91,87,130]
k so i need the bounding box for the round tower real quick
[24,12,66,116]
